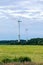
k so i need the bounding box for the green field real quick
[0,45,43,62]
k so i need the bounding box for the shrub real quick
[19,57,31,62]
[2,57,31,63]
[13,57,19,62]
[19,57,24,62]
[2,58,11,63]
[13,57,31,62]
[23,57,31,62]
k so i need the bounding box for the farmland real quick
[0,45,43,63]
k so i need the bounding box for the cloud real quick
[0,0,43,20]
[0,9,43,20]
[3,9,43,19]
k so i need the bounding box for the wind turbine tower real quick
[18,20,21,42]
[25,28,28,42]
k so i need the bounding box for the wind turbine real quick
[18,20,22,42]
[25,28,28,42]
[3,12,22,42]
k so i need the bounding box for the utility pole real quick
[18,20,21,42]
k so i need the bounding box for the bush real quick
[2,58,12,63]
[13,57,19,62]
[19,57,24,62]
[2,57,31,63]
[19,57,31,62]
[13,57,31,62]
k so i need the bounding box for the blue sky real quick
[0,0,43,40]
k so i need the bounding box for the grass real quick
[0,45,43,63]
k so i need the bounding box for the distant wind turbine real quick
[25,28,28,42]
[18,20,22,42]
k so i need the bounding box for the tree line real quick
[0,38,43,45]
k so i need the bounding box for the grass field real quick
[0,45,43,63]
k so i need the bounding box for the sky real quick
[0,0,43,40]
